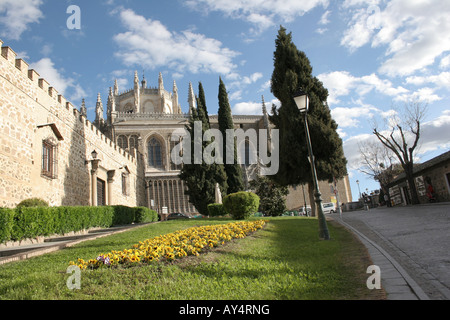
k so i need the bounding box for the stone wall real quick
[285,175,353,210]
[0,40,146,208]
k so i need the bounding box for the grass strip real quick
[0,217,385,300]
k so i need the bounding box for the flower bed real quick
[70,220,267,270]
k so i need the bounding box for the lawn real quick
[0,217,385,300]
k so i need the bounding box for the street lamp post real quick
[293,89,330,240]
[356,180,361,200]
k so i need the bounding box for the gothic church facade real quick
[0,39,352,214]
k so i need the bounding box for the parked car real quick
[167,212,192,220]
[297,206,312,216]
[322,202,336,214]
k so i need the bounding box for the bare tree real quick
[358,140,403,191]
[372,100,427,205]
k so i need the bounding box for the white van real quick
[322,202,336,214]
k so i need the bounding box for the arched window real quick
[117,135,128,150]
[170,135,183,171]
[239,138,257,166]
[129,135,139,153]
[148,138,163,169]
[124,103,134,114]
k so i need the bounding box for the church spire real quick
[188,82,196,114]
[158,72,164,92]
[141,70,147,88]
[95,93,104,123]
[107,87,115,113]
[114,79,119,96]
[172,80,180,114]
[134,70,140,113]
[80,98,87,117]
[262,95,269,129]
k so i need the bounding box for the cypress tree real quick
[198,82,210,127]
[270,26,347,214]
[217,77,245,194]
[179,88,227,215]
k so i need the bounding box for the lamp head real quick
[91,150,98,160]
[293,88,309,113]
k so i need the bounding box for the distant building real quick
[386,151,450,206]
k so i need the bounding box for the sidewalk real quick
[332,202,450,300]
[332,215,428,300]
[0,222,155,266]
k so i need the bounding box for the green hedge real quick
[134,206,158,223]
[207,203,227,217]
[223,191,260,220]
[0,208,15,243]
[16,198,49,209]
[0,205,157,244]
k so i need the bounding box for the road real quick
[333,202,450,300]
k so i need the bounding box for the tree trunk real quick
[404,163,420,205]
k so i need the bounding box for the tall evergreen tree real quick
[217,77,245,194]
[270,26,347,215]
[198,82,210,127]
[179,87,227,215]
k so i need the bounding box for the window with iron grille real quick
[170,136,183,171]
[42,140,57,179]
[122,173,130,196]
[148,137,163,169]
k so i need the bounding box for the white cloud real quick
[0,0,43,40]
[340,7,374,51]
[406,72,450,90]
[317,70,408,105]
[113,9,239,76]
[341,0,450,76]
[343,133,377,170]
[317,71,356,104]
[331,105,379,128]
[258,80,271,92]
[319,10,331,25]
[29,58,87,103]
[228,72,264,92]
[396,87,442,104]
[233,98,278,115]
[440,55,450,69]
[419,110,450,154]
[243,72,263,85]
[184,0,329,34]
[229,90,243,101]
[233,101,262,115]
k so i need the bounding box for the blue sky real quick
[1,0,450,201]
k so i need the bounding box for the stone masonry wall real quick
[285,175,353,210]
[0,40,146,208]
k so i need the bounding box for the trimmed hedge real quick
[0,205,157,244]
[207,203,227,217]
[0,208,15,243]
[223,191,260,220]
[16,198,49,209]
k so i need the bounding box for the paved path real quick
[331,202,450,300]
